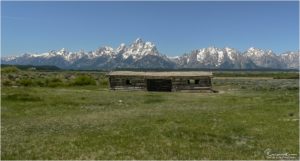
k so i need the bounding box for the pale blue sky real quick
[1,1,299,56]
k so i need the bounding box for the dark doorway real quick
[147,79,172,92]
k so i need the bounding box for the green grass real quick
[1,77,299,159]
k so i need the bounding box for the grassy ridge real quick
[213,71,299,79]
[1,64,61,71]
[1,77,299,159]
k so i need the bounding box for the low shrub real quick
[35,79,46,87]
[8,74,17,80]
[17,79,33,87]
[2,80,12,86]
[99,78,108,87]
[46,78,64,87]
[1,66,20,73]
[71,75,96,86]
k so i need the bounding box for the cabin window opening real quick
[195,79,200,84]
[126,79,132,85]
[187,79,195,84]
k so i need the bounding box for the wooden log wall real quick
[109,75,212,91]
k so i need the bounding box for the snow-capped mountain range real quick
[1,38,299,70]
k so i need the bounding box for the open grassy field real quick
[1,69,299,159]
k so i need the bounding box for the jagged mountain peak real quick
[246,47,275,56]
[116,43,127,53]
[224,47,237,52]
[93,46,115,58]
[246,47,266,56]
[119,43,126,47]
[131,38,144,47]
[134,38,144,44]
[203,46,219,52]
[248,47,258,51]
[60,48,67,52]
[247,47,267,52]
[122,38,160,60]
[131,38,156,49]
[97,46,113,51]
[56,48,69,56]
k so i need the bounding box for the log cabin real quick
[107,71,214,92]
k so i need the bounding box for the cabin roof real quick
[108,71,213,77]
